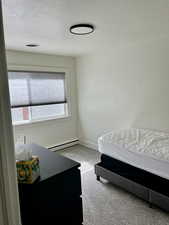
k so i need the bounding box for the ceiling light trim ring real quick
[70,24,94,35]
[26,44,39,47]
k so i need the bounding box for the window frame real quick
[8,65,71,126]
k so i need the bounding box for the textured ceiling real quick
[2,0,169,56]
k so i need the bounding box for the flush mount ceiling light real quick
[70,24,94,35]
[26,44,39,47]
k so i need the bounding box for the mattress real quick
[98,129,169,180]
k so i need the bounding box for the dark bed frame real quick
[95,154,169,212]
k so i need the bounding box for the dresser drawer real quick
[20,168,82,203]
[39,168,81,200]
[41,197,83,218]
[23,197,83,225]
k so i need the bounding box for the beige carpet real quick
[82,169,169,225]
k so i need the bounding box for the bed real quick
[95,128,169,212]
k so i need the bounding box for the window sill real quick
[12,115,71,127]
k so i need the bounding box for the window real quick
[8,71,68,124]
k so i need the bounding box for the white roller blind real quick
[8,71,66,108]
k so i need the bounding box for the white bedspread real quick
[99,128,169,161]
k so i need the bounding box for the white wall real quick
[76,37,169,149]
[6,50,78,148]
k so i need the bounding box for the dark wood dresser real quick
[18,144,83,225]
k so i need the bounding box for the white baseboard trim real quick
[79,139,98,151]
[48,139,79,151]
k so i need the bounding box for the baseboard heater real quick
[48,139,79,151]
